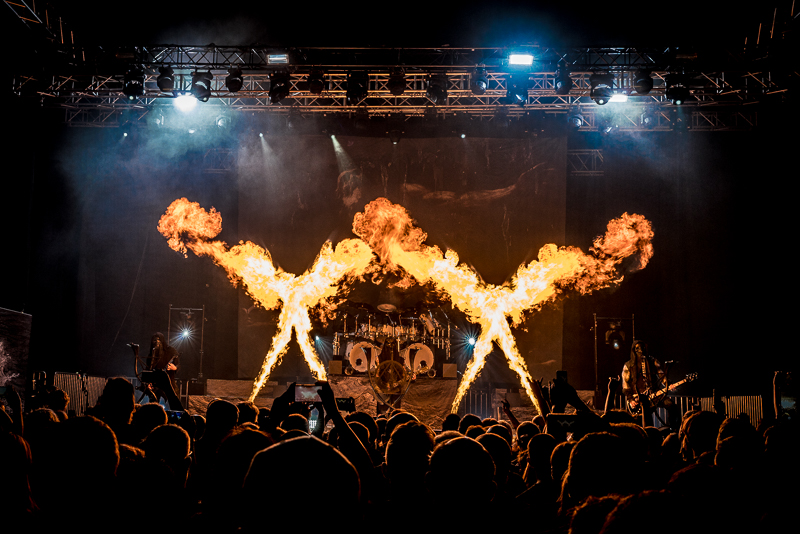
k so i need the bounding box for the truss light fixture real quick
[123,68,145,100]
[191,71,213,102]
[633,70,653,95]
[156,67,175,93]
[470,67,489,95]
[388,129,402,145]
[590,73,614,105]
[665,75,690,105]
[269,72,291,104]
[346,71,369,105]
[307,70,326,95]
[267,53,290,65]
[387,68,406,96]
[508,53,534,66]
[640,108,657,128]
[426,74,449,105]
[555,66,572,95]
[175,93,197,111]
[506,75,529,106]
[225,67,244,93]
[567,108,584,129]
[609,92,628,103]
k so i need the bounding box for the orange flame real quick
[353,198,653,413]
[158,198,374,401]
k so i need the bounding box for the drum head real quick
[348,341,379,372]
[400,343,434,373]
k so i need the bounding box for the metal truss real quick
[568,150,604,176]
[12,44,788,127]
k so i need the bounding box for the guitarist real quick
[132,332,180,406]
[621,340,670,426]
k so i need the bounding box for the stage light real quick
[188,129,196,134]
[225,67,243,92]
[468,337,476,346]
[307,69,326,94]
[590,73,614,105]
[633,70,653,95]
[387,68,406,96]
[506,74,529,106]
[216,116,230,129]
[157,67,175,93]
[567,108,584,129]
[175,94,197,112]
[555,66,572,95]
[609,93,628,103]
[640,108,657,128]
[191,71,213,102]
[460,133,466,139]
[426,74,449,105]
[123,132,128,137]
[389,129,402,144]
[259,132,264,137]
[508,53,534,66]
[122,68,145,101]
[269,72,291,104]
[471,68,489,95]
[665,75,691,105]
[346,71,369,105]
[267,53,289,64]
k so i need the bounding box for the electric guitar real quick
[627,373,698,414]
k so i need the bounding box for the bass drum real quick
[348,341,380,373]
[400,343,434,373]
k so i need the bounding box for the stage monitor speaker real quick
[329,360,343,375]
[442,363,457,378]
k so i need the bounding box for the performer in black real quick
[131,332,180,406]
[621,340,668,425]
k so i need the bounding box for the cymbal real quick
[377,303,398,313]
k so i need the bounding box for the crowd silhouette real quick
[0,369,795,533]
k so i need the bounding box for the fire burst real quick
[158,198,373,401]
[353,198,654,413]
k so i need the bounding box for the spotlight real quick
[216,115,230,129]
[387,68,406,96]
[389,129,402,145]
[175,93,197,111]
[269,72,291,104]
[633,70,653,95]
[555,66,572,95]
[191,71,213,102]
[590,73,614,105]
[225,67,243,93]
[640,108,657,128]
[609,93,628,103]
[508,53,534,66]
[467,337,476,346]
[122,68,145,100]
[506,74,529,106]
[156,67,175,93]
[307,69,326,95]
[426,74,449,105]
[267,53,290,65]
[665,75,691,105]
[470,67,489,95]
[567,108,584,129]
[346,71,369,105]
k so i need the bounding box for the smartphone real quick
[166,410,184,424]
[295,384,322,403]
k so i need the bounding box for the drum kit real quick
[333,303,450,378]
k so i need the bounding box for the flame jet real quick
[158,198,374,401]
[353,198,654,413]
